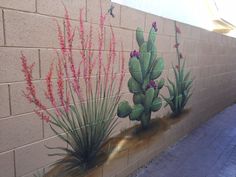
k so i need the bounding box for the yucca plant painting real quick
[21,8,125,176]
[162,21,193,117]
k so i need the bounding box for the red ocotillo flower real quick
[21,7,125,123]
[63,7,81,100]
[83,21,95,92]
[34,110,50,123]
[79,9,87,78]
[78,9,91,94]
[87,22,94,91]
[65,89,70,113]
[21,53,49,122]
[118,43,125,93]
[110,26,116,81]
[56,56,70,113]
[55,20,66,55]
[97,12,106,94]
[45,62,60,116]
[64,6,74,50]
[65,32,80,99]
[105,25,116,91]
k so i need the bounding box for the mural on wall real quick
[21,8,125,176]
[117,22,164,129]
[20,4,194,177]
[162,21,193,116]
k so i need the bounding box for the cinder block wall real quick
[1,1,236,177]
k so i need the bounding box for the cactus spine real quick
[117,22,164,129]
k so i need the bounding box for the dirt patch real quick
[45,109,190,177]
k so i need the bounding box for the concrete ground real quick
[131,105,236,177]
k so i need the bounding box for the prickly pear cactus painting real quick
[117,22,164,129]
[162,21,193,117]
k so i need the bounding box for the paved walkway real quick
[131,105,236,177]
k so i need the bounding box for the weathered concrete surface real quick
[131,105,236,177]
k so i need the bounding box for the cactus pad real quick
[117,22,164,129]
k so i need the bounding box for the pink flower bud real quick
[175,26,181,34]
[146,80,157,90]
[130,50,140,58]
[152,21,158,32]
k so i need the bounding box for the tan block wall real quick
[0,0,236,177]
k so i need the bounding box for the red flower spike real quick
[87,22,94,91]
[56,57,65,109]
[34,110,50,122]
[65,90,70,113]
[118,43,125,93]
[107,25,117,91]
[55,20,66,55]
[111,30,116,82]
[45,62,61,116]
[97,12,106,95]
[21,7,125,123]
[21,53,49,122]
[64,6,73,50]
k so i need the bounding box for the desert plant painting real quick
[21,7,125,176]
[162,21,193,117]
[117,22,164,129]
[0,0,235,177]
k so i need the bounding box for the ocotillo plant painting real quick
[162,21,193,117]
[21,8,125,176]
[117,22,164,129]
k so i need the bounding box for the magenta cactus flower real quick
[130,50,140,58]
[146,80,157,90]
[152,21,158,32]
